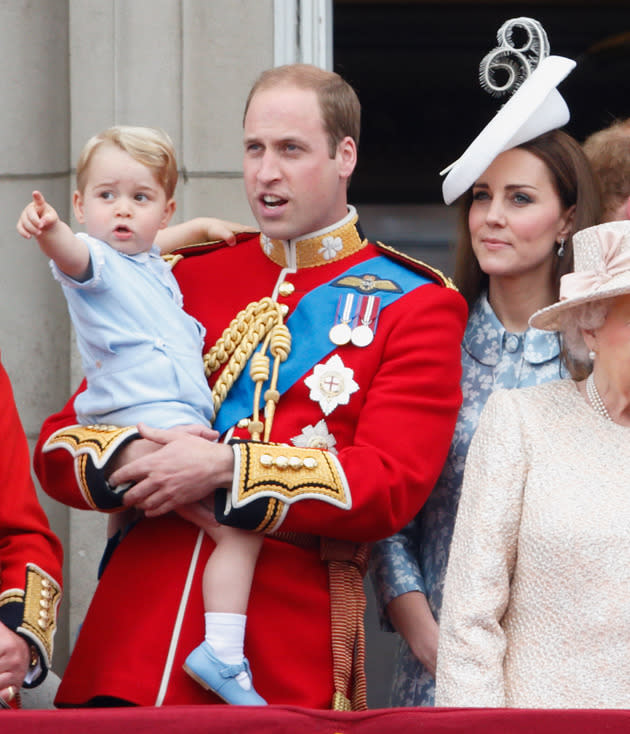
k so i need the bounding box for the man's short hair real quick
[76,125,178,198]
[244,64,361,157]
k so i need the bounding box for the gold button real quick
[304,457,318,469]
[279,281,295,297]
[289,457,302,470]
[237,418,250,429]
[280,304,289,317]
[260,454,273,467]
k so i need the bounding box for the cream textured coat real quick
[436,379,630,709]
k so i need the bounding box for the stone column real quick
[0,0,72,672]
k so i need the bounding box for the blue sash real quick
[213,255,431,434]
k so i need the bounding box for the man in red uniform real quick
[34,64,466,708]
[0,361,62,707]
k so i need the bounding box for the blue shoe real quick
[183,642,267,705]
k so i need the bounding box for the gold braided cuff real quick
[230,441,351,533]
[11,565,61,667]
[43,424,140,468]
[42,424,140,510]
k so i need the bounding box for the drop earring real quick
[557,238,566,257]
[589,350,596,361]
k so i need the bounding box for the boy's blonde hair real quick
[76,126,178,198]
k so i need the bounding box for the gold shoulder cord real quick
[204,297,291,441]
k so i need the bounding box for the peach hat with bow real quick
[530,221,630,331]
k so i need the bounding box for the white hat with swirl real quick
[530,221,630,331]
[441,17,575,205]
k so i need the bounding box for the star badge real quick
[291,419,338,454]
[304,354,359,416]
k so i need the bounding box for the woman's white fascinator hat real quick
[441,17,576,205]
[530,221,630,331]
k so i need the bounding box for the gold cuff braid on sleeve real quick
[232,441,352,512]
[16,564,61,667]
[43,424,140,510]
[42,424,140,468]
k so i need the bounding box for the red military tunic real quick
[35,209,466,708]
[0,360,62,689]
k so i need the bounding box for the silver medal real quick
[351,323,374,347]
[351,295,379,347]
[329,322,352,345]
[329,293,355,346]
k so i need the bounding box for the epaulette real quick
[376,240,458,290]
[163,231,260,268]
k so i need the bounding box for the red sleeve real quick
[34,380,92,510]
[34,378,138,514]
[0,360,63,677]
[0,362,63,593]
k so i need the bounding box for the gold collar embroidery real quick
[259,206,367,269]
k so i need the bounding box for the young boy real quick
[17,126,265,706]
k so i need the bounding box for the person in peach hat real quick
[436,220,630,708]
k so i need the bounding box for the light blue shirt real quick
[52,234,214,429]
[369,292,567,706]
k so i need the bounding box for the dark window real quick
[334,1,630,205]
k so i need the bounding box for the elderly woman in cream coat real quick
[435,220,630,709]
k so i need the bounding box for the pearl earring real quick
[557,238,566,257]
[589,350,596,361]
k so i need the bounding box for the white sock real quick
[204,612,251,690]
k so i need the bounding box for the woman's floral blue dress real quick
[369,292,567,706]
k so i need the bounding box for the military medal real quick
[329,293,355,345]
[351,295,380,347]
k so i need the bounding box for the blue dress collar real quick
[463,292,561,367]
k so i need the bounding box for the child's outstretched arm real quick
[17,191,90,280]
[155,217,257,254]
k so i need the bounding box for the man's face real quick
[243,84,355,241]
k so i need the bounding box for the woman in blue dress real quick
[370,19,602,706]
